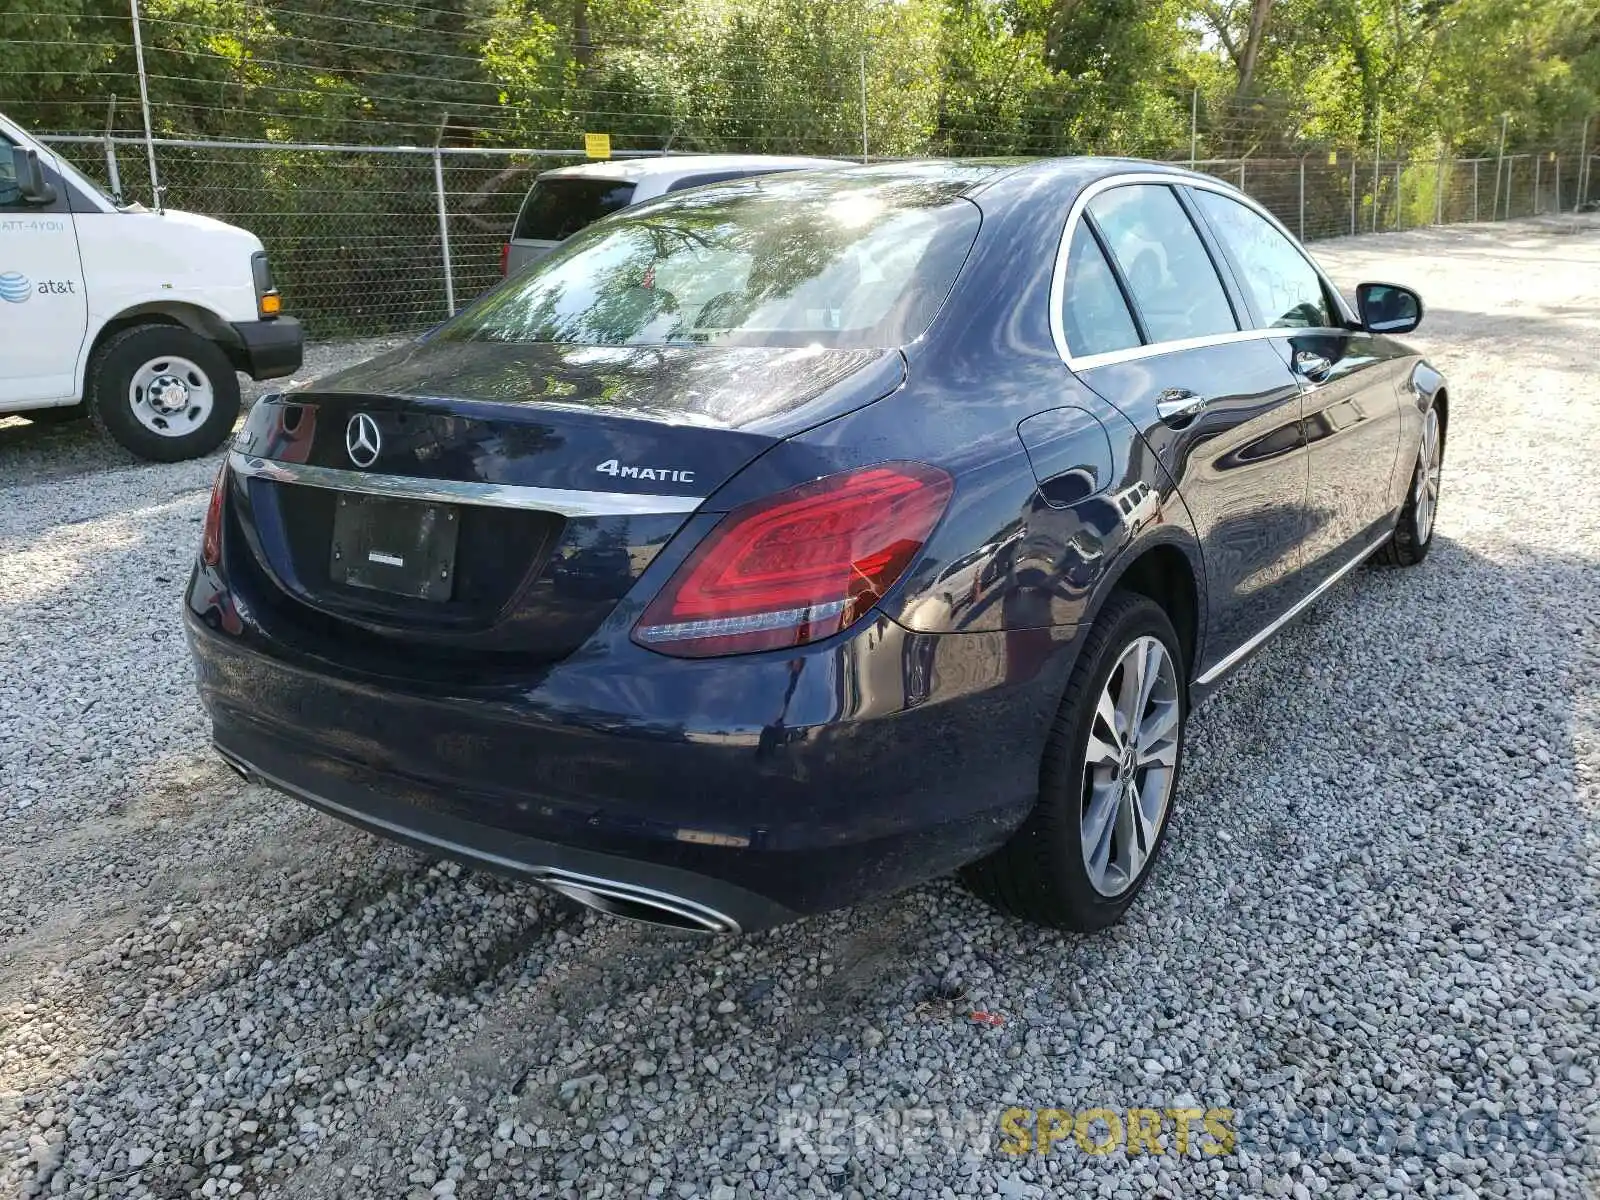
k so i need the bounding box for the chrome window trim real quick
[1049,171,1360,372]
[1194,529,1390,686]
[228,452,706,517]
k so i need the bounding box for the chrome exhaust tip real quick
[536,870,739,934]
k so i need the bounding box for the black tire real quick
[1375,403,1442,568]
[26,402,88,426]
[88,324,241,462]
[962,591,1188,931]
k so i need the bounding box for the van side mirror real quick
[1356,282,1422,335]
[9,147,58,206]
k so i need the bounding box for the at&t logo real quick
[0,272,77,303]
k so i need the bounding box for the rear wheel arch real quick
[962,587,1188,929]
[961,538,1203,929]
[1089,538,1203,682]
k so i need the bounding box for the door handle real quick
[1155,387,1208,425]
[1293,350,1333,384]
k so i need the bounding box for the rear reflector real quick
[633,462,952,657]
[200,462,227,566]
[500,243,510,276]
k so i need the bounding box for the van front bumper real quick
[229,317,303,380]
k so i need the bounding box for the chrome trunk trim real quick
[228,451,705,518]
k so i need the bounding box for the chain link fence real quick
[39,133,1600,339]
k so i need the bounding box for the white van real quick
[1,113,302,461]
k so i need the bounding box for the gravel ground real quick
[1,217,1597,1200]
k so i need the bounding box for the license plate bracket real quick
[329,494,460,601]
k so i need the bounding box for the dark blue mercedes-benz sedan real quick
[186,158,1446,934]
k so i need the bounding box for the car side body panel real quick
[1070,342,1311,676]
[1269,327,1408,577]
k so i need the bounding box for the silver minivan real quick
[503,154,845,276]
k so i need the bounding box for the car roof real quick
[907,156,1223,193]
[539,154,849,182]
[789,157,1250,212]
[538,155,1220,198]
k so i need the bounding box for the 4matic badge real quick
[595,459,695,484]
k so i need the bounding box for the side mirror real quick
[9,146,58,206]
[1356,282,1422,335]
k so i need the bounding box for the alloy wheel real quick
[1414,407,1442,544]
[1080,635,1181,898]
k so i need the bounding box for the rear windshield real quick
[450,174,981,350]
[513,177,637,242]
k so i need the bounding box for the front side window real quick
[1060,223,1140,357]
[1087,184,1236,344]
[1191,190,1333,329]
[448,175,981,350]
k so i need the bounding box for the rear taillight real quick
[201,463,227,566]
[633,462,952,658]
[500,243,510,276]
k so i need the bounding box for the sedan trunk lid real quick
[225,340,903,675]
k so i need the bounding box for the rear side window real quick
[1087,184,1236,344]
[513,178,636,242]
[1060,223,1140,357]
[1190,189,1334,329]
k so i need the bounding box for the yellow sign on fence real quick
[584,132,612,160]
[1327,151,1338,166]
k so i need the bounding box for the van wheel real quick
[961,591,1187,930]
[89,324,241,462]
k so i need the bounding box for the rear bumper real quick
[228,317,303,380]
[213,733,786,932]
[185,601,1083,931]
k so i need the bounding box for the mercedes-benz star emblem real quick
[345,412,381,468]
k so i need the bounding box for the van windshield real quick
[447,174,981,350]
